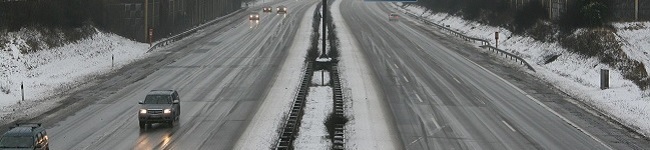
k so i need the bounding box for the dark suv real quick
[0,123,49,150]
[138,90,181,129]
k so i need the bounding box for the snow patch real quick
[294,86,333,150]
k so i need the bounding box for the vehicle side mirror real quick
[173,100,180,104]
[138,101,144,104]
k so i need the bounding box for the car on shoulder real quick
[389,13,400,21]
[263,6,272,13]
[0,123,49,150]
[138,90,181,129]
[277,5,287,14]
[249,12,260,20]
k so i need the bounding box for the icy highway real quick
[338,0,650,149]
[33,0,317,149]
[5,0,650,149]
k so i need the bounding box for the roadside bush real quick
[528,21,556,42]
[307,4,322,61]
[561,28,649,89]
[325,7,339,60]
[558,0,611,33]
[513,1,548,34]
[560,29,617,58]
[0,85,9,94]
[324,112,348,148]
[0,80,10,94]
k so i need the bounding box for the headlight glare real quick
[164,109,172,114]
[139,109,147,114]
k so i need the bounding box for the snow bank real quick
[0,30,149,123]
[294,86,333,150]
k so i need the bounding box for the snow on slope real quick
[391,3,650,136]
[0,29,149,124]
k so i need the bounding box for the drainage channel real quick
[276,62,314,149]
[330,64,346,149]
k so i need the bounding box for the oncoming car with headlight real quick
[138,90,181,129]
[277,5,287,14]
[249,12,260,20]
[263,6,272,13]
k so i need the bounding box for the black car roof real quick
[148,90,175,95]
[3,125,44,137]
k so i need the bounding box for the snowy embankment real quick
[0,29,149,123]
[391,3,650,136]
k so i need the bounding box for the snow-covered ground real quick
[0,29,149,124]
[391,3,650,137]
[294,85,333,149]
[312,70,331,86]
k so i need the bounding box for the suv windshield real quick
[0,136,33,148]
[144,95,172,104]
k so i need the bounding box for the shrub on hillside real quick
[558,0,611,33]
[561,28,649,89]
[528,21,556,42]
[307,4,322,61]
[513,1,548,34]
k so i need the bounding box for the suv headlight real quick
[164,109,172,114]
[139,109,147,114]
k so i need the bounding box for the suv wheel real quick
[139,121,145,129]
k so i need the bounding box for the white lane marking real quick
[453,77,461,84]
[464,57,614,150]
[502,120,517,132]
[431,117,441,129]
[403,76,410,82]
[478,99,486,105]
[394,63,400,69]
[408,137,423,146]
[415,93,423,103]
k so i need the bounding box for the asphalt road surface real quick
[339,0,650,149]
[12,1,317,149]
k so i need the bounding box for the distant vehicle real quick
[0,123,49,150]
[249,12,260,20]
[277,5,287,14]
[389,13,400,21]
[138,90,181,129]
[263,6,273,13]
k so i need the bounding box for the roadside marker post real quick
[21,82,24,102]
[601,69,609,90]
[495,32,499,49]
